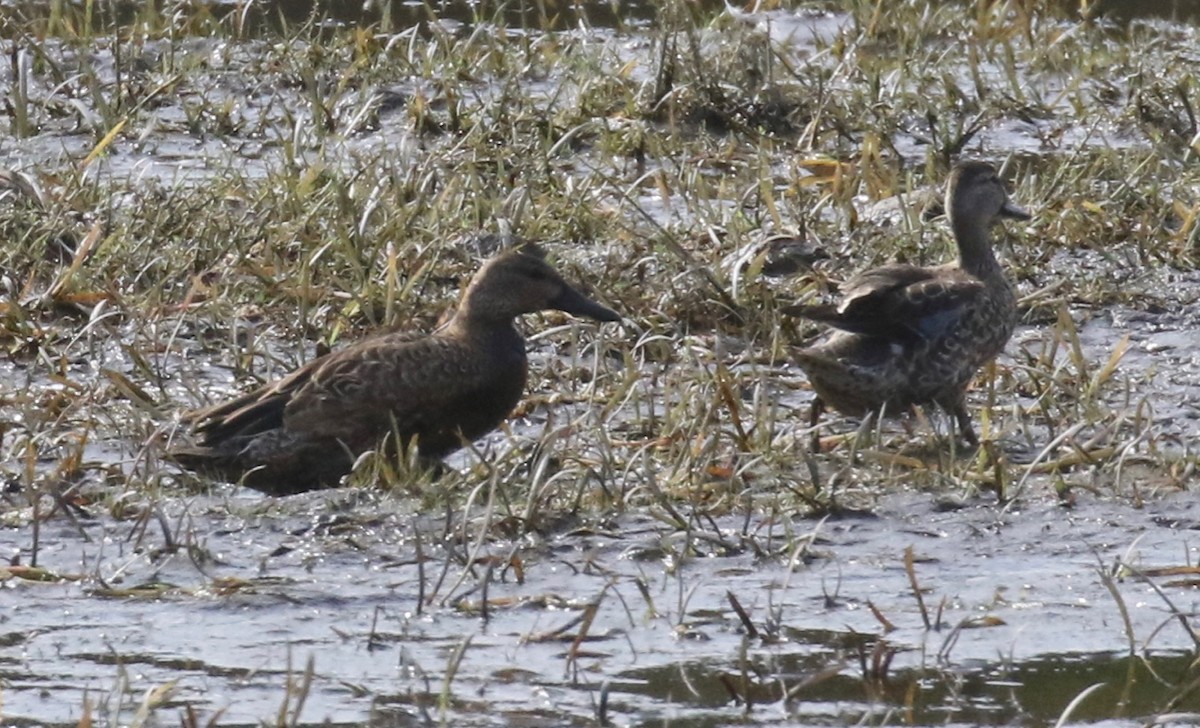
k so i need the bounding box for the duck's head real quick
[457,245,622,325]
[946,161,1031,228]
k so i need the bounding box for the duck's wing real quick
[186,357,325,445]
[186,331,426,445]
[796,264,985,340]
[279,333,483,443]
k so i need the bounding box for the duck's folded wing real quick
[807,265,985,340]
[889,275,986,340]
[837,264,940,307]
[187,357,326,444]
[281,335,479,442]
[186,331,428,445]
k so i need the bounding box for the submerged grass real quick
[2,0,1200,724]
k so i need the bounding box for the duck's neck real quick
[445,308,523,350]
[447,286,501,326]
[952,215,1002,281]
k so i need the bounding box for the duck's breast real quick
[414,327,529,457]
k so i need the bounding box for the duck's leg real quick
[808,396,826,453]
[951,401,979,448]
[901,406,919,438]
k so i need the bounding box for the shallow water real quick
[4,487,1200,726]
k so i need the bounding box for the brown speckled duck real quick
[787,161,1030,450]
[171,246,620,494]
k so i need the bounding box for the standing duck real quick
[787,161,1030,450]
[171,246,620,494]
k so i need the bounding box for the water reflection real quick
[618,647,1200,725]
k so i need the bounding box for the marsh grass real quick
[0,0,1193,548]
[3,0,1200,724]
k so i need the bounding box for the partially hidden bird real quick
[786,161,1030,450]
[170,245,621,494]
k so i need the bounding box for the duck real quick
[786,161,1030,450]
[170,245,621,494]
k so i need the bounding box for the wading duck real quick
[171,246,621,494]
[787,161,1030,450]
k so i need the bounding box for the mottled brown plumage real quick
[787,161,1031,449]
[171,246,620,494]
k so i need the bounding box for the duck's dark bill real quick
[1000,200,1032,220]
[550,286,621,322]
